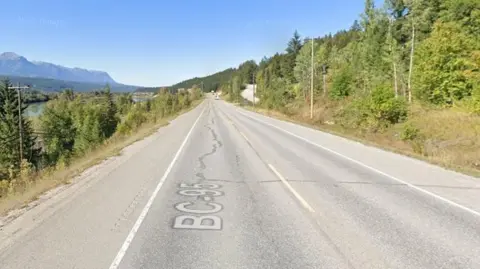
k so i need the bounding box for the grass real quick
[241,101,480,178]
[0,99,203,216]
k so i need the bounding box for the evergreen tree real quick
[101,85,119,138]
[40,100,76,165]
[287,30,303,55]
[0,79,39,176]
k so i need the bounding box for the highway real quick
[0,96,479,269]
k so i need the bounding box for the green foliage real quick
[2,75,135,93]
[369,85,407,124]
[330,68,353,99]
[116,93,134,115]
[189,86,203,101]
[238,60,258,84]
[336,85,407,130]
[400,122,426,154]
[228,76,242,102]
[101,86,119,138]
[117,106,148,135]
[287,30,303,54]
[170,68,236,93]
[0,79,39,178]
[22,90,53,104]
[40,100,76,165]
[400,122,421,141]
[414,21,479,105]
[440,0,480,36]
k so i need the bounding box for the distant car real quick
[215,95,219,100]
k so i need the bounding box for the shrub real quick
[330,68,353,100]
[335,85,408,131]
[117,107,148,135]
[400,123,426,155]
[369,85,408,126]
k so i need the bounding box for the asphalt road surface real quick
[1,96,479,269]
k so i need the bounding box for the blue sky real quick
[1,0,378,87]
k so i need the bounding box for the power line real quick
[8,83,30,163]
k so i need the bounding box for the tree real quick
[440,0,480,36]
[0,79,38,176]
[385,17,401,97]
[40,100,76,165]
[230,76,242,102]
[100,85,119,138]
[287,30,303,55]
[116,93,134,115]
[294,40,314,102]
[414,21,479,105]
[238,60,258,84]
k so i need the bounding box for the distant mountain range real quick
[0,52,138,92]
[0,52,117,84]
[2,75,137,93]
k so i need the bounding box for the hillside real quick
[169,68,237,92]
[133,68,237,94]
[134,86,168,93]
[2,75,136,92]
[0,52,117,85]
[215,0,480,175]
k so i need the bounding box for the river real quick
[25,102,47,117]
[24,96,151,118]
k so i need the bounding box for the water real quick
[25,102,47,117]
[132,97,152,103]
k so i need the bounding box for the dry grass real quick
[245,103,480,177]
[0,100,203,215]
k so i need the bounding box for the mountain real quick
[0,52,117,85]
[169,68,237,93]
[2,75,137,93]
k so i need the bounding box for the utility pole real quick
[322,64,327,98]
[8,83,30,164]
[252,73,256,108]
[408,23,415,103]
[310,38,314,120]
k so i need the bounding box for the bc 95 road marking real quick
[173,182,224,230]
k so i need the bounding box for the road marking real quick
[268,164,315,213]
[236,109,480,218]
[239,131,251,144]
[109,105,206,269]
[218,106,316,214]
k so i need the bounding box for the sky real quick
[1,0,378,87]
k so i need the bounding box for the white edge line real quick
[268,164,315,213]
[239,132,251,144]
[237,109,480,218]
[109,105,206,269]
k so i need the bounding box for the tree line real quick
[0,79,203,196]
[219,0,479,125]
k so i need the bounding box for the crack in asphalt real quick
[195,107,223,182]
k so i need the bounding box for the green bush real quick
[414,21,478,105]
[369,85,408,126]
[330,68,353,100]
[117,107,148,135]
[400,123,426,155]
[336,85,408,131]
[40,101,76,165]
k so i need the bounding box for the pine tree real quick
[287,30,303,55]
[0,79,39,176]
[101,85,119,138]
[40,100,76,165]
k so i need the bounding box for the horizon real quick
[1,0,380,87]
